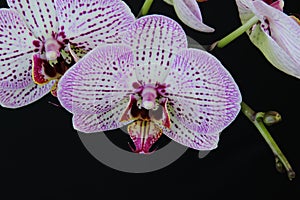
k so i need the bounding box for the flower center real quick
[121,82,170,128]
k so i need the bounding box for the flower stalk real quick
[241,101,295,181]
[211,16,259,50]
[137,0,154,18]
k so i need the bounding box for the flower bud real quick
[275,156,284,173]
[263,111,282,126]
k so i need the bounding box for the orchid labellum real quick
[57,15,242,153]
[0,0,135,108]
[163,0,214,32]
[236,0,300,78]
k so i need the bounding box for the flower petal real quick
[248,1,300,78]
[165,49,242,134]
[57,44,136,114]
[163,104,220,150]
[72,98,131,133]
[55,0,135,51]
[132,49,176,85]
[236,0,284,26]
[235,0,257,24]
[0,81,54,108]
[173,0,214,32]
[0,9,40,89]
[122,15,188,52]
[7,0,58,40]
[128,120,162,154]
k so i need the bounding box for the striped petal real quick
[163,104,220,150]
[55,0,135,51]
[57,44,136,114]
[128,120,162,154]
[164,49,242,135]
[0,9,40,89]
[72,98,131,133]
[0,81,54,108]
[248,1,300,78]
[133,48,175,85]
[122,15,187,52]
[7,0,58,41]
[173,0,214,32]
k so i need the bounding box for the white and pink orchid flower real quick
[57,15,242,153]
[163,0,214,32]
[236,0,300,78]
[0,0,135,108]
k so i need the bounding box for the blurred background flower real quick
[236,0,300,78]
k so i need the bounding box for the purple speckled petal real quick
[122,15,187,53]
[57,44,136,114]
[72,98,131,133]
[0,9,41,89]
[165,49,242,135]
[248,1,300,78]
[163,104,220,150]
[7,0,58,40]
[173,0,214,32]
[55,0,135,51]
[132,49,175,85]
[0,81,54,108]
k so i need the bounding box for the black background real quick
[1,0,300,199]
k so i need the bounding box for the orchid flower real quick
[0,0,135,108]
[235,0,300,78]
[57,15,242,153]
[163,0,214,32]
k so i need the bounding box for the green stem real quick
[216,16,259,48]
[137,0,154,18]
[241,102,295,180]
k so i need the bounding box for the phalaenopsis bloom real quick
[57,15,242,153]
[163,0,214,32]
[0,0,134,108]
[236,0,300,78]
